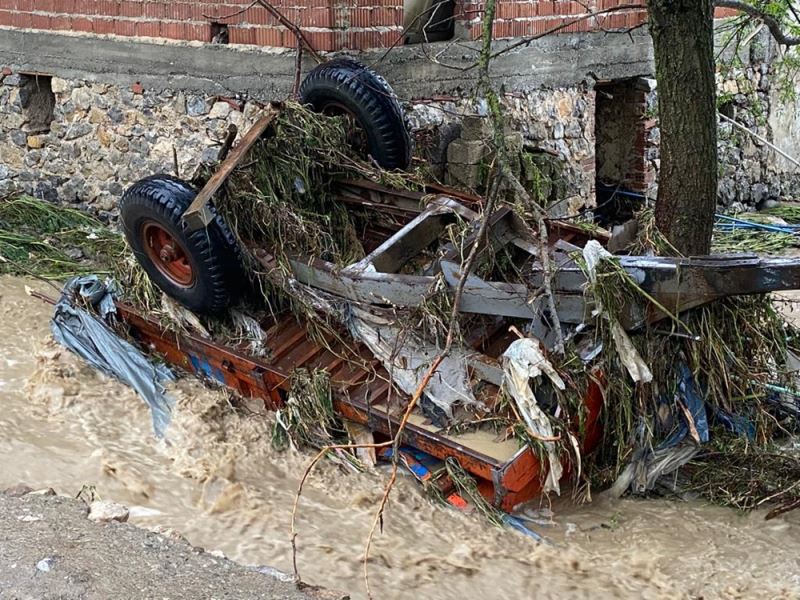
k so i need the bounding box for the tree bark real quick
[648,0,717,256]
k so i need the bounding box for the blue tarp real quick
[50,276,175,437]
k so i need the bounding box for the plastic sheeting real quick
[610,364,709,497]
[583,240,653,383]
[50,276,175,437]
[347,307,482,419]
[501,337,565,495]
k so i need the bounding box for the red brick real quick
[142,1,166,18]
[166,2,193,21]
[298,7,331,27]
[715,7,739,17]
[72,16,93,31]
[253,25,284,46]
[118,1,142,17]
[186,22,213,42]
[35,0,57,11]
[240,6,274,25]
[160,21,185,39]
[114,18,136,35]
[514,3,537,18]
[135,20,160,37]
[95,17,117,33]
[600,12,624,28]
[0,10,13,26]
[16,0,34,11]
[228,25,255,44]
[87,0,119,16]
[50,14,72,29]
[305,29,335,51]
[30,13,51,30]
[73,0,91,13]
[496,1,514,19]
[11,12,33,28]
[54,0,76,12]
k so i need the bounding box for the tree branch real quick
[715,0,800,45]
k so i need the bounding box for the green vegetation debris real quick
[712,229,797,254]
[764,203,800,224]
[0,195,125,279]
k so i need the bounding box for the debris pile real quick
[210,103,800,515]
[6,99,800,522]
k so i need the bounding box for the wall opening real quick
[20,74,55,134]
[403,0,455,43]
[594,78,655,224]
[211,22,229,44]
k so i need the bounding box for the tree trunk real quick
[648,0,717,256]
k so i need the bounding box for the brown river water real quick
[2,274,800,599]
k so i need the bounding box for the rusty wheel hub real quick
[141,221,195,288]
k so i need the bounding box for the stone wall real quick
[716,29,800,209]
[0,71,597,219]
[3,24,800,222]
[0,72,262,220]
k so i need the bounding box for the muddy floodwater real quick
[2,275,800,599]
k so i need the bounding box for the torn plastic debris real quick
[609,442,700,498]
[347,307,483,420]
[583,240,653,383]
[50,275,175,437]
[611,364,709,497]
[659,363,710,447]
[502,337,565,495]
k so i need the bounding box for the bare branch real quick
[716,0,800,45]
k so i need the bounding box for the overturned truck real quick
[62,61,800,514]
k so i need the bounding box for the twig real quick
[766,497,800,520]
[205,0,323,65]
[715,0,800,46]
[172,146,180,178]
[217,124,239,162]
[363,355,444,599]
[254,0,323,64]
[289,440,393,580]
[293,38,303,98]
[203,0,258,21]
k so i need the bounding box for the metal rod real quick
[719,112,800,170]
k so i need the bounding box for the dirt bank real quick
[0,489,341,600]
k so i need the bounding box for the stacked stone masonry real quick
[0,72,265,219]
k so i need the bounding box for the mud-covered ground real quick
[2,275,800,600]
[0,490,340,600]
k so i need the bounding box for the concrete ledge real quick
[0,27,654,99]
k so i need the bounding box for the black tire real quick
[119,174,243,314]
[299,58,412,170]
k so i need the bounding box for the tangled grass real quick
[0,195,126,279]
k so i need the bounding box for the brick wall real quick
[0,0,404,51]
[456,0,648,40]
[0,0,737,51]
[595,79,656,195]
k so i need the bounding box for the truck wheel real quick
[120,175,243,314]
[299,58,412,170]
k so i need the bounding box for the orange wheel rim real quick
[141,221,195,288]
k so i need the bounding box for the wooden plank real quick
[440,260,589,323]
[182,106,280,231]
